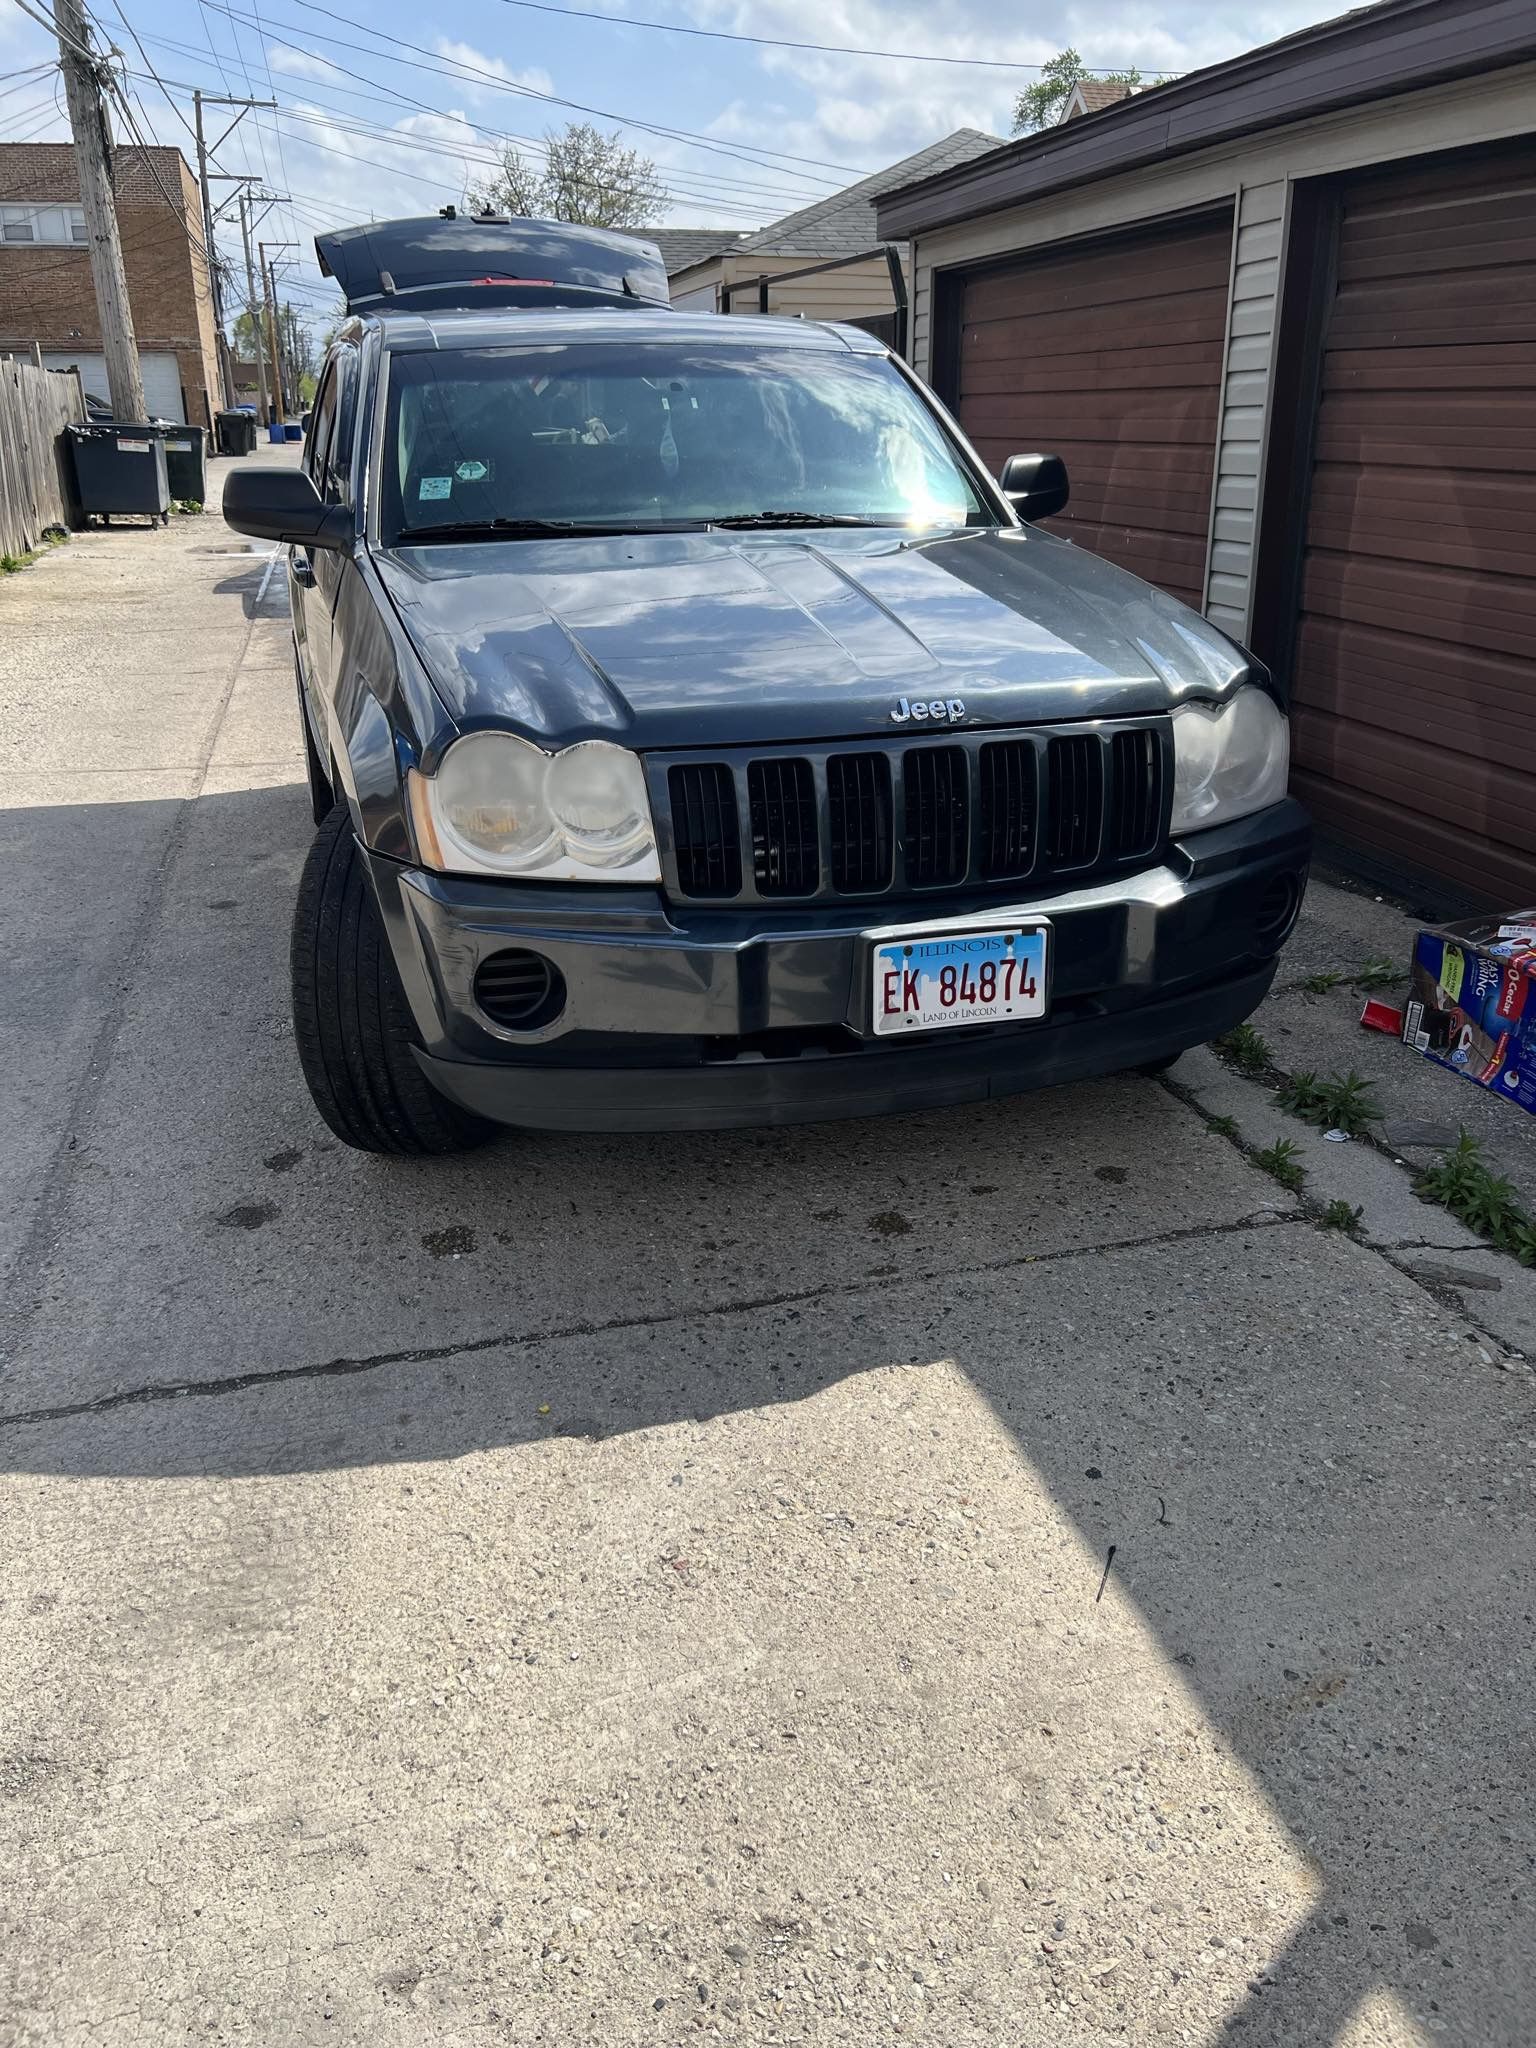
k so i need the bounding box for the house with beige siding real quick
[877,0,1536,903]
[664,131,1000,346]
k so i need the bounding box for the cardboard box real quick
[1403,910,1536,1117]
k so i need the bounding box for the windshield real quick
[380,341,991,541]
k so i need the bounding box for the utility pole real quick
[193,93,230,405]
[195,93,275,408]
[260,240,296,418]
[54,0,146,422]
[237,188,271,430]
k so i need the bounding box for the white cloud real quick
[269,47,349,85]
[432,39,554,104]
[676,0,1345,172]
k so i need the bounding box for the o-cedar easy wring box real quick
[1404,912,1536,1118]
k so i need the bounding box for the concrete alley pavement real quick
[0,462,1532,2048]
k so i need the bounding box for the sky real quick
[2,0,1346,336]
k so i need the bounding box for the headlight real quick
[409,732,660,881]
[1169,688,1290,834]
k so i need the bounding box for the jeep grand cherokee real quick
[223,213,1308,1155]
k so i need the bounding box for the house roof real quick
[875,0,1536,240]
[735,128,1003,260]
[642,225,747,275]
[1063,79,1135,117]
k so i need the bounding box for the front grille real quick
[749,756,819,895]
[1109,727,1164,862]
[828,752,893,893]
[903,746,969,888]
[653,719,1170,906]
[978,740,1036,880]
[1046,733,1104,870]
[669,761,740,898]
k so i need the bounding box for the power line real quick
[198,0,856,184]
[122,44,810,214]
[94,17,854,210]
[100,0,200,147]
[9,0,95,63]
[0,92,59,132]
[489,0,1160,76]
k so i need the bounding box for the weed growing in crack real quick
[1255,1137,1306,1191]
[1355,957,1400,991]
[1300,970,1346,994]
[1415,1134,1536,1264]
[1277,1069,1381,1136]
[1321,1199,1363,1232]
[1216,1022,1271,1075]
[1207,1114,1239,1140]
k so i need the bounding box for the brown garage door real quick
[1290,143,1536,902]
[948,211,1233,608]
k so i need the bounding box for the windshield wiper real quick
[394,517,702,542]
[707,511,906,530]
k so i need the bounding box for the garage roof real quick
[875,0,1536,239]
[741,129,1001,259]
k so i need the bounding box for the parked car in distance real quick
[223,211,1309,1154]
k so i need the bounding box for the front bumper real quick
[370,798,1310,1133]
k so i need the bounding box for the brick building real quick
[0,141,222,426]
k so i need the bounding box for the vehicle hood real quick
[373,526,1253,751]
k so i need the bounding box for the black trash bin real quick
[216,408,257,456]
[65,423,170,526]
[156,423,206,505]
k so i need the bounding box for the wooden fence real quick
[0,356,84,559]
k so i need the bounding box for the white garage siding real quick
[40,350,184,423]
[906,61,1536,642]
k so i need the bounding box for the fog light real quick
[473,948,565,1029]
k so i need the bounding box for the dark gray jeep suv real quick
[224,213,1308,1155]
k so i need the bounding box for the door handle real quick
[291,548,316,588]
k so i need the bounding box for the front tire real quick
[290,806,497,1155]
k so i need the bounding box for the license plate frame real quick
[863,916,1052,1038]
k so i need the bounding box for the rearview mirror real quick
[222,466,352,549]
[999,452,1069,523]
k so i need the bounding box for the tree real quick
[319,298,349,353]
[229,302,316,406]
[278,303,315,385]
[1012,48,1150,133]
[466,121,670,229]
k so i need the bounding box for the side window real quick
[323,348,358,505]
[305,361,338,490]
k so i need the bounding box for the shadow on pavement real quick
[2,773,1532,2046]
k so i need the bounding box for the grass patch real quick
[174,498,204,515]
[0,551,33,573]
[1215,1022,1271,1076]
[1321,1199,1362,1232]
[1355,956,1400,991]
[1300,969,1346,994]
[1276,1068,1381,1136]
[1207,1114,1239,1140]
[1415,1134,1536,1264]
[1254,1137,1306,1192]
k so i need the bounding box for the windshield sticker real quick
[418,475,452,501]
[454,459,489,481]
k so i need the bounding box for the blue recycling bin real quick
[268,419,287,445]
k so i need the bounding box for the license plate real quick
[870,923,1048,1035]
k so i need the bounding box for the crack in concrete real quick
[0,1209,1305,1433]
[1159,1071,1525,1358]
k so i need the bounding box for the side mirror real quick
[222,465,352,549]
[999,452,1069,523]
